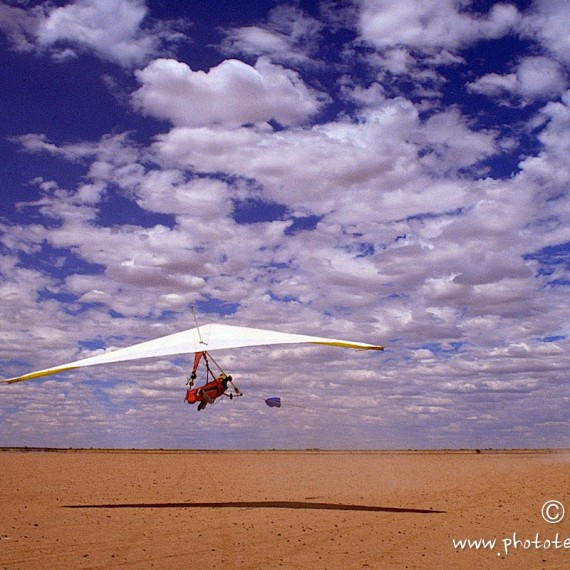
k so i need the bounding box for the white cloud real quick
[0,0,182,67]
[467,56,568,103]
[132,57,329,128]
[4,2,570,449]
[6,78,570,448]
[525,0,570,66]
[151,100,497,217]
[0,2,41,53]
[220,5,323,67]
[354,1,524,104]
[224,26,292,56]
[38,0,164,66]
[466,72,519,98]
[516,56,568,100]
[416,108,498,174]
[358,0,520,52]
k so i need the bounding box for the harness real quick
[185,351,242,405]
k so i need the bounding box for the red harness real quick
[185,377,226,404]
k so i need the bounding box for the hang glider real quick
[4,323,383,384]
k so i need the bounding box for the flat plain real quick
[1,449,569,569]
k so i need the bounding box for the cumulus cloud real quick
[524,0,570,66]
[348,1,523,108]
[3,1,570,449]
[132,57,330,127]
[151,100,498,215]
[220,4,323,67]
[0,0,183,66]
[358,0,520,52]
[516,56,568,99]
[224,26,291,57]
[467,56,568,104]
[0,2,40,53]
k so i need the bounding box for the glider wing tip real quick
[3,365,79,385]
[4,377,22,385]
[355,341,384,351]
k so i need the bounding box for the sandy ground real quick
[1,449,569,569]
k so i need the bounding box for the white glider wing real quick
[4,323,383,384]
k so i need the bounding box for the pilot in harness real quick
[184,351,242,411]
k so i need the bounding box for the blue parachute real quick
[264,397,282,408]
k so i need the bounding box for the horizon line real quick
[1,446,568,454]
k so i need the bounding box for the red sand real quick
[1,450,569,569]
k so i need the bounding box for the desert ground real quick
[1,449,569,569]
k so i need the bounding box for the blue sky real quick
[1,0,570,449]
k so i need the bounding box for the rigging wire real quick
[191,304,204,345]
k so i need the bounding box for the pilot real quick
[186,374,236,411]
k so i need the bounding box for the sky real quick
[1,0,570,450]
